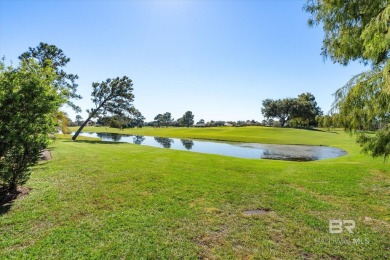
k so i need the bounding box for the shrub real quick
[0,60,63,191]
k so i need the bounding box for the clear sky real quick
[0,0,366,123]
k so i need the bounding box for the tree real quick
[154,112,173,127]
[291,92,323,127]
[56,111,71,134]
[128,109,145,128]
[261,98,295,127]
[178,111,194,127]
[0,59,63,191]
[97,116,111,128]
[162,112,173,127]
[305,0,389,66]
[197,119,205,125]
[316,114,344,130]
[101,111,142,130]
[275,98,296,127]
[75,115,83,126]
[205,120,225,127]
[305,0,390,159]
[154,114,163,127]
[108,115,128,129]
[72,76,135,140]
[261,93,322,127]
[261,99,278,121]
[19,42,81,111]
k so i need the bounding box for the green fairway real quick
[1,127,389,259]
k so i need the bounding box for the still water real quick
[76,132,347,161]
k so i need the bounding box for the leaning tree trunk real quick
[72,114,94,140]
[72,100,108,140]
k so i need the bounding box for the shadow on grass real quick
[287,127,340,134]
[64,140,124,145]
[0,187,30,215]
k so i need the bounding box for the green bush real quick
[0,60,63,191]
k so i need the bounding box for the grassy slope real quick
[0,127,389,259]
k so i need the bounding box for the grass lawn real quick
[0,126,389,259]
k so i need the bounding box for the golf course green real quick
[0,126,388,259]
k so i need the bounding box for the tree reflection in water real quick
[132,135,145,145]
[78,132,346,161]
[96,132,122,142]
[180,139,194,150]
[154,137,174,148]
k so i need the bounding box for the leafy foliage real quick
[75,115,83,126]
[154,112,173,127]
[261,93,322,127]
[55,111,71,135]
[306,0,390,158]
[178,111,195,127]
[261,98,295,127]
[130,109,145,128]
[0,60,63,190]
[316,114,343,130]
[357,125,390,159]
[97,109,144,129]
[19,42,81,111]
[154,114,163,127]
[305,0,389,66]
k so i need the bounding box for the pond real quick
[75,132,347,161]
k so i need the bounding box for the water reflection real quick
[154,137,174,148]
[75,132,347,161]
[181,139,194,150]
[133,135,145,145]
[96,132,122,142]
[262,150,318,161]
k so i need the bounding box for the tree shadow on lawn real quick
[64,140,125,145]
[0,186,30,215]
[288,127,340,134]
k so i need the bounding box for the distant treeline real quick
[67,113,264,129]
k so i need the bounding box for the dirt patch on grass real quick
[242,208,272,216]
[194,227,228,259]
[0,186,31,207]
[40,149,52,160]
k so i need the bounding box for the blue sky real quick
[0,0,366,123]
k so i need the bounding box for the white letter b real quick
[329,220,343,234]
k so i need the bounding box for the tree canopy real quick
[261,93,322,127]
[19,42,81,111]
[154,112,173,127]
[154,114,163,127]
[178,111,195,127]
[305,0,390,66]
[97,109,144,129]
[261,98,294,127]
[305,0,390,159]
